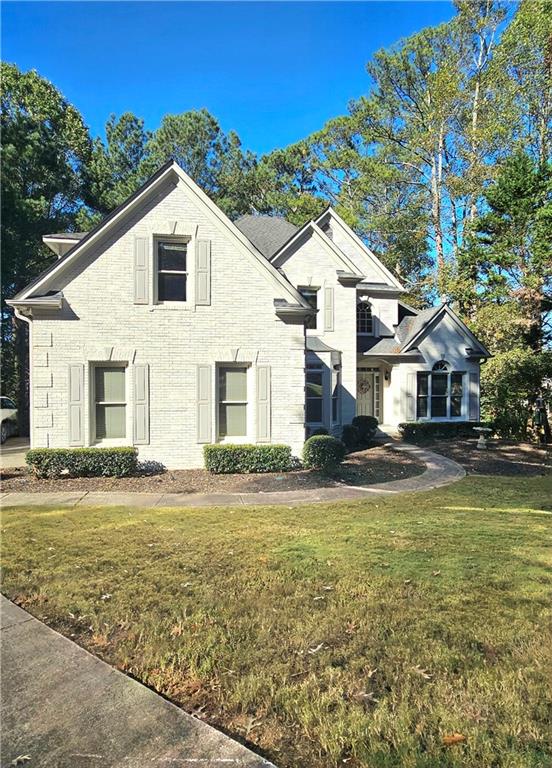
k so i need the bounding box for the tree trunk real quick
[14,315,30,436]
[431,126,446,299]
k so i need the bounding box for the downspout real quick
[13,307,33,448]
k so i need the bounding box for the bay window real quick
[416,361,464,419]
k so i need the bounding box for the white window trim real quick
[153,235,192,307]
[90,362,129,446]
[216,363,250,443]
[416,369,466,421]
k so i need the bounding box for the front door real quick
[357,368,381,421]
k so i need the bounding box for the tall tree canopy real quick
[2,0,551,435]
[1,63,91,425]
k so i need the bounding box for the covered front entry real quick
[356,367,381,422]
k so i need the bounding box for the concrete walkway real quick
[0,595,273,767]
[1,444,465,508]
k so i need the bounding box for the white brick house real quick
[9,161,490,468]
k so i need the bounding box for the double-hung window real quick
[416,362,464,419]
[94,366,126,440]
[157,240,188,302]
[299,288,318,330]
[306,363,324,424]
[218,366,248,439]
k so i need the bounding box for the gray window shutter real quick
[134,236,149,304]
[133,364,150,444]
[68,364,84,446]
[197,365,212,443]
[256,365,271,442]
[405,372,416,422]
[468,371,479,420]
[195,239,211,306]
[324,286,334,332]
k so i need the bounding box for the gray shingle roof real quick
[396,306,442,346]
[234,214,298,259]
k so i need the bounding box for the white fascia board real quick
[402,304,491,357]
[271,220,362,276]
[316,207,404,291]
[169,164,308,308]
[16,166,176,301]
[19,161,308,310]
[43,235,82,256]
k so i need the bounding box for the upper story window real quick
[357,300,373,335]
[157,240,188,302]
[299,288,318,330]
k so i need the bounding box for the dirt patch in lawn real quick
[425,438,551,477]
[0,444,425,494]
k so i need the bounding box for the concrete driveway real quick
[0,437,29,469]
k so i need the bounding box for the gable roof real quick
[315,207,404,291]
[400,304,491,356]
[270,219,363,277]
[11,161,310,311]
[234,214,298,259]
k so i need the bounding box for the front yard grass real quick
[2,475,551,767]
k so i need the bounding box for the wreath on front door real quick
[358,378,372,395]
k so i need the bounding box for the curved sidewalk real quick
[0,444,465,509]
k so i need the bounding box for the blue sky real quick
[2,1,456,155]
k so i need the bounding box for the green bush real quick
[26,447,138,479]
[480,348,552,439]
[352,415,379,443]
[204,444,292,474]
[398,422,493,441]
[341,424,360,451]
[303,435,347,471]
[309,427,329,437]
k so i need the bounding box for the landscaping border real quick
[0,443,465,508]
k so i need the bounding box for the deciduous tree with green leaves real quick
[1,63,91,430]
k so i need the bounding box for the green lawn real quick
[2,476,551,768]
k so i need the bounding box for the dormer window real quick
[157,240,188,302]
[357,300,373,335]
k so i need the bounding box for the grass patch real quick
[2,475,551,767]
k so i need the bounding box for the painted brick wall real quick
[277,235,358,429]
[29,178,306,467]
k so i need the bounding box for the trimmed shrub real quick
[352,415,379,443]
[204,444,292,474]
[397,421,494,441]
[309,427,329,437]
[303,435,347,471]
[341,424,360,452]
[26,447,138,479]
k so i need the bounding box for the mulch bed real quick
[425,438,551,477]
[0,444,425,494]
